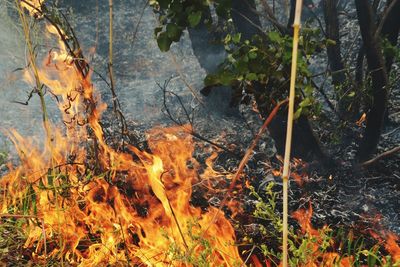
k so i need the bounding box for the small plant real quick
[166,220,242,267]
[0,150,8,166]
[248,182,400,266]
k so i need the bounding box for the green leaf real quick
[38,179,46,190]
[258,74,267,82]
[268,31,282,43]
[188,11,202,27]
[204,74,219,86]
[326,38,337,46]
[170,1,182,12]
[299,98,312,108]
[47,173,54,187]
[283,51,292,63]
[248,51,257,59]
[166,23,182,42]
[224,34,231,44]
[348,91,355,97]
[294,107,303,119]
[215,0,231,18]
[246,73,258,81]
[304,84,313,95]
[157,32,172,52]
[219,71,236,86]
[227,53,236,63]
[232,33,241,44]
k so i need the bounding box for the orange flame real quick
[385,233,400,263]
[0,3,242,265]
[291,203,353,266]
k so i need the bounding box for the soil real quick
[0,0,400,255]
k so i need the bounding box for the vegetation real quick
[248,182,400,267]
[151,0,400,165]
[0,0,399,266]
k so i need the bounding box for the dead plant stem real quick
[282,1,303,266]
[202,99,288,237]
[15,0,51,146]
[109,0,115,92]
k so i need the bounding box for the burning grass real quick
[0,1,399,266]
[247,183,400,266]
[0,2,242,265]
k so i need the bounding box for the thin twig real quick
[131,0,150,46]
[231,8,267,37]
[241,245,256,267]
[158,80,240,157]
[360,145,400,167]
[382,126,400,137]
[375,0,400,38]
[108,0,128,139]
[202,99,288,236]
[169,52,205,106]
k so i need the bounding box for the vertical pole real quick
[282,1,303,266]
[109,0,115,93]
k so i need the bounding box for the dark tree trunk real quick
[191,0,331,167]
[268,110,331,165]
[323,0,346,85]
[272,0,332,166]
[322,0,357,120]
[287,0,315,29]
[380,0,400,123]
[380,0,400,74]
[355,0,389,162]
[231,0,263,40]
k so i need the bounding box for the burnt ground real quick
[0,0,399,264]
[102,79,399,247]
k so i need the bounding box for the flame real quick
[291,203,354,266]
[0,3,242,265]
[370,230,400,265]
[20,0,43,16]
[356,113,367,126]
[291,204,400,266]
[385,233,400,263]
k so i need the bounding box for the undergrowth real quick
[246,182,400,266]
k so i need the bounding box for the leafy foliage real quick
[248,182,400,266]
[205,28,324,117]
[150,0,231,51]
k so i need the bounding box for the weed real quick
[248,182,400,266]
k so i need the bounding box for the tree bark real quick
[322,0,356,119]
[355,0,389,161]
[380,0,400,74]
[231,0,263,40]
[273,0,331,166]
[191,0,331,167]
[323,0,346,85]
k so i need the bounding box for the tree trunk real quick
[273,0,331,166]
[191,0,331,167]
[355,0,389,162]
[322,0,357,120]
[231,0,263,40]
[323,0,346,85]
[380,0,400,75]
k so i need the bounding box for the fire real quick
[356,113,367,126]
[386,233,400,263]
[0,2,242,265]
[291,203,353,266]
[370,230,400,265]
[291,204,400,266]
